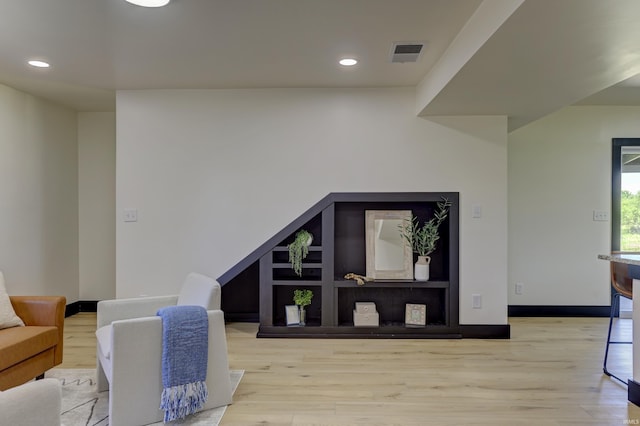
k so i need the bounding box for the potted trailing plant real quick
[288,229,313,277]
[293,289,313,326]
[399,197,452,281]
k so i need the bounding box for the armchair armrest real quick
[103,309,231,424]
[97,295,178,328]
[0,379,61,426]
[10,296,66,365]
[10,296,66,327]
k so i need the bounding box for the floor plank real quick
[59,314,640,425]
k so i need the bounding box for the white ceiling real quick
[1,0,640,131]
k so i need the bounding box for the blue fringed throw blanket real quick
[157,305,209,423]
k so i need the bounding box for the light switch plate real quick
[123,208,138,222]
[593,210,609,221]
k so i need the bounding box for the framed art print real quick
[285,305,300,326]
[405,303,426,327]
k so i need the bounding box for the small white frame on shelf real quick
[405,303,426,327]
[285,305,300,326]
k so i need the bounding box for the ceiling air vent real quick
[390,42,425,63]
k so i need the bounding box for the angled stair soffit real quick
[415,0,524,118]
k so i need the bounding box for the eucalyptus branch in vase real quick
[399,197,452,280]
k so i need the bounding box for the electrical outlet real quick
[472,294,482,309]
[515,282,524,295]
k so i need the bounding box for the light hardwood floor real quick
[58,314,640,425]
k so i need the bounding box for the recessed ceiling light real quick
[339,58,358,67]
[125,0,170,7]
[28,60,50,68]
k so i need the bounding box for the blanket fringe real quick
[160,381,208,423]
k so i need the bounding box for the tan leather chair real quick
[0,296,66,390]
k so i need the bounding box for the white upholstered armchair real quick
[0,378,61,426]
[95,273,233,426]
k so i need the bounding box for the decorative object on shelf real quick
[399,197,452,281]
[344,273,373,286]
[293,289,313,326]
[287,229,313,277]
[285,305,300,326]
[353,302,379,327]
[414,256,430,281]
[365,210,413,280]
[405,303,426,327]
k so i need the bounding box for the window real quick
[613,139,640,251]
[611,139,640,316]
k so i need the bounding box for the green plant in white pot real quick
[293,289,313,326]
[399,198,452,281]
[288,229,313,277]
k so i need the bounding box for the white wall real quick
[0,84,79,301]
[115,88,508,324]
[79,112,116,300]
[0,82,633,316]
[508,106,640,306]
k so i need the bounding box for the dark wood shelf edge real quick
[258,325,462,339]
[273,263,323,268]
[272,246,323,252]
[257,325,509,339]
[271,281,324,286]
[334,280,450,289]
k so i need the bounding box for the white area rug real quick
[47,368,243,426]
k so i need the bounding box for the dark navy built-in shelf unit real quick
[218,192,463,338]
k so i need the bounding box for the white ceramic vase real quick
[414,255,430,281]
[299,306,306,326]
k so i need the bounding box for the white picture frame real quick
[405,303,426,327]
[285,305,300,326]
